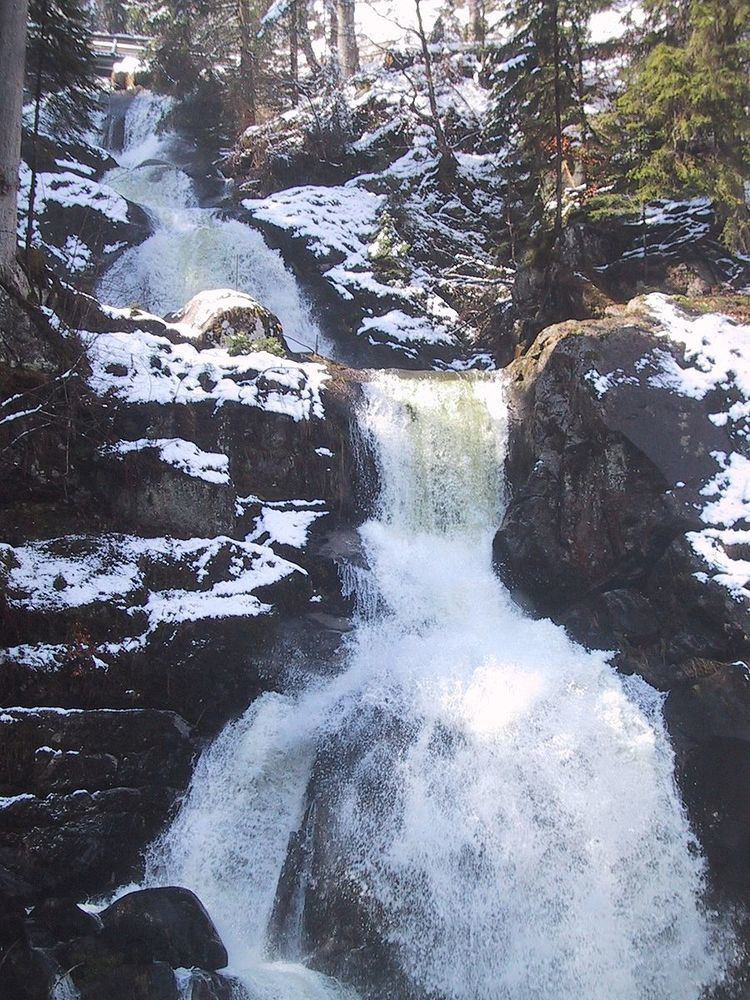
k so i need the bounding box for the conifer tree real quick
[24,0,99,255]
[617,0,750,250]
[488,0,602,243]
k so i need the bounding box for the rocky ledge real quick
[0,275,367,912]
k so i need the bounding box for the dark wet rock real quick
[494,309,749,669]
[182,969,249,1000]
[0,883,235,1000]
[0,709,195,901]
[28,896,101,941]
[270,707,422,999]
[664,665,750,891]
[503,205,750,357]
[73,959,179,1000]
[0,936,64,1000]
[100,887,228,971]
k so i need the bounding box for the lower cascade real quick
[145,372,729,999]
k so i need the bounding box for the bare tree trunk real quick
[336,0,359,77]
[26,0,49,262]
[325,0,340,76]
[467,0,485,44]
[299,0,321,75]
[290,0,299,105]
[551,0,563,242]
[0,0,28,283]
[414,0,456,169]
[237,0,257,125]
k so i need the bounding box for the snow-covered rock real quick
[166,288,284,353]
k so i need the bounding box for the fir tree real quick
[617,0,750,250]
[488,0,603,244]
[24,0,100,255]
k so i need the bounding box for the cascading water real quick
[146,372,731,999]
[97,92,330,355]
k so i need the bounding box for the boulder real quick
[166,289,284,353]
[28,897,101,941]
[494,308,749,669]
[181,969,250,1000]
[100,887,228,970]
[75,960,179,1000]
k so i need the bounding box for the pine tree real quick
[617,0,750,250]
[488,0,602,243]
[25,0,100,255]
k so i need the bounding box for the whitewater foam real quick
[145,371,731,999]
[97,92,329,356]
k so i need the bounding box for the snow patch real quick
[104,438,231,485]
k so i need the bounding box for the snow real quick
[105,438,231,485]
[18,162,131,226]
[249,500,328,548]
[585,367,639,398]
[2,535,306,628]
[248,185,385,265]
[112,55,143,76]
[645,295,750,599]
[75,321,327,421]
[358,310,454,348]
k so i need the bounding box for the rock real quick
[0,890,26,948]
[0,709,195,900]
[0,938,64,1000]
[181,969,250,1000]
[100,887,228,971]
[269,710,422,999]
[664,665,750,890]
[166,288,284,353]
[28,897,100,941]
[494,311,749,668]
[75,960,179,1000]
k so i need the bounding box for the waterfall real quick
[97,92,329,356]
[146,372,730,999]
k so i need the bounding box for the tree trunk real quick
[551,0,564,242]
[290,0,299,105]
[414,0,456,170]
[299,0,321,75]
[467,0,485,44]
[336,0,359,77]
[0,0,28,283]
[26,8,48,261]
[237,0,257,126]
[325,0,340,76]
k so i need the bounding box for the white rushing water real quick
[98,91,328,355]
[146,371,730,999]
